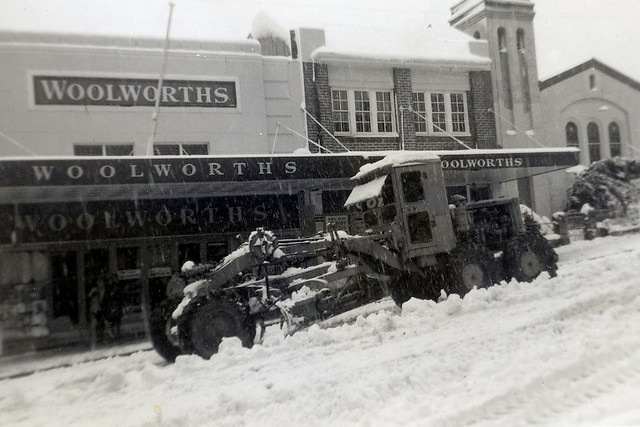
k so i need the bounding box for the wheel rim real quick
[520,249,541,278]
[462,262,485,291]
[190,307,241,358]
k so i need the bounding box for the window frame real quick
[153,143,209,156]
[331,89,350,133]
[587,122,601,163]
[565,122,579,148]
[412,91,470,136]
[608,121,622,157]
[331,89,397,136]
[73,143,134,156]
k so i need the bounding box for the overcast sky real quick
[1,0,639,82]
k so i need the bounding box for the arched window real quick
[497,28,514,117]
[517,28,532,126]
[608,122,622,157]
[589,74,596,90]
[565,122,579,148]
[516,28,525,52]
[473,31,481,40]
[498,28,507,52]
[587,122,601,162]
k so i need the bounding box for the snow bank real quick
[3,234,640,427]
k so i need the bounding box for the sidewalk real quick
[0,339,153,380]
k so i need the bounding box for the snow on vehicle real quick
[150,152,559,361]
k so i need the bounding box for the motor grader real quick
[150,152,558,362]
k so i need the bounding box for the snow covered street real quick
[1,233,640,427]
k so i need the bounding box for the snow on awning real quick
[344,174,387,208]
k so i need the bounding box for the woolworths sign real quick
[32,75,237,107]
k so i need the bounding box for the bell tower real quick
[450,0,546,210]
[450,0,544,150]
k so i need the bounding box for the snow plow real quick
[151,152,559,362]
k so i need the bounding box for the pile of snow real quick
[2,233,640,426]
[520,204,555,236]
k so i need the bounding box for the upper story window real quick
[589,74,597,90]
[331,89,396,136]
[608,122,622,157]
[412,93,427,133]
[516,29,526,52]
[153,143,209,156]
[498,28,507,52]
[565,122,579,148]
[412,91,470,135]
[587,122,601,163]
[331,90,350,133]
[74,144,134,156]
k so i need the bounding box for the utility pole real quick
[146,2,175,156]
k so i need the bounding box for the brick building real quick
[0,1,579,354]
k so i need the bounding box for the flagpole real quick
[146,2,175,156]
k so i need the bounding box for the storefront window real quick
[178,243,201,265]
[0,251,51,338]
[51,252,79,325]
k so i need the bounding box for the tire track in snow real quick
[434,338,640,427]
[425,248,640,427]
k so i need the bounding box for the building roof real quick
[0,31,260,55]
[251,10,491,69]
[539,58,640,92]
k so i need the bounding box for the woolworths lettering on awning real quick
[0,149,579,187]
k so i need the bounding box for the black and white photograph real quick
[1,0,639,426]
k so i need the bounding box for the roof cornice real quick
[539,58,640,92]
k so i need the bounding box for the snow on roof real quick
[344,174,388,207]
[251,6,490,68]
[1,0,488,68]
[251,10,292,44]
[310,27,490,68]
[353,151,441,180]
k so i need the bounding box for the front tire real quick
[179,296,255,360]
[150,301,183,363]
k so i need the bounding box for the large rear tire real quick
[505,243,542,283]
[448,247,493,297]
[179,296,255,360]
